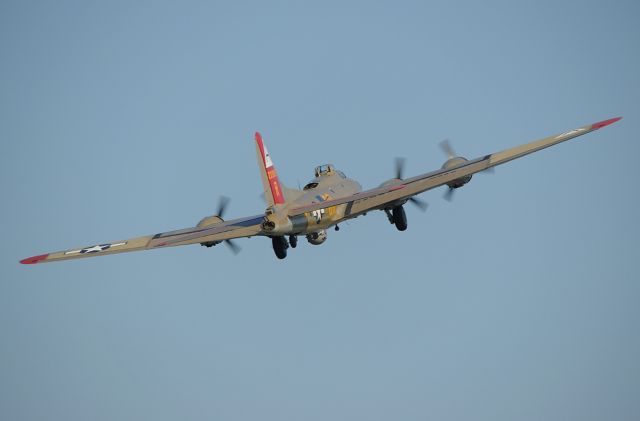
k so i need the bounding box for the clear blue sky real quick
[2,1,639,420]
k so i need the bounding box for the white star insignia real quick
[82,245,108,253]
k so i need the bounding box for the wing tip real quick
[20,253,49,264]
[592,116,622,130]
[255,131,262,142]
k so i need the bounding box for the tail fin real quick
[255,132,287,207]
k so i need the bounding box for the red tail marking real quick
[255,132,286,205]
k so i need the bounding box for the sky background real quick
[1,1,639,420]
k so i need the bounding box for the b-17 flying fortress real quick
[21,117,621,263]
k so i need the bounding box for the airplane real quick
[20,117,622,264]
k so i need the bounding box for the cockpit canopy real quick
[303,164,347,190]
[314,164,346,178]
[314,164,334,177]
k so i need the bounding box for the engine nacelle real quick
[442,157,472,189]
[306,230,327,245]
[378,178,402,188]
[197,215,224,228]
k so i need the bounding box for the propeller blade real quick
[409,197,428,211]
[224,239,241,255]
[439,139,456,159]
[443,187,455,202]
[395,157,406,180]
[216,195,230,218]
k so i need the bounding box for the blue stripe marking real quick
[231,216,264,227]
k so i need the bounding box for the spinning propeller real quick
[394,157,429,211]
[438,139,493,202]
[439,139,459,202]
[439,138,457,160]
[215,196,241,254]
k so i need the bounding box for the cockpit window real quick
[314,164,334,177]
[303,182,318,190]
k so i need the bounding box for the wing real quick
[20,214,265,264]
[288,117,622,219]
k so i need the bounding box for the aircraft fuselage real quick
[263,165,363,236]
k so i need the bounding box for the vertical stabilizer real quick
[255,132,286,207]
